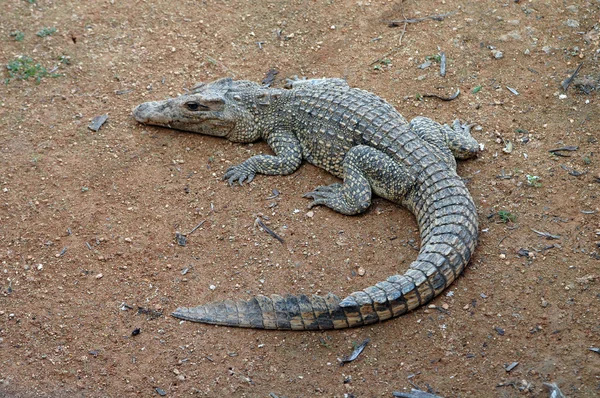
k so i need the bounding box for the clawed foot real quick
[223,164,256,185]
[302,183,343,208]
[450,119,476,136]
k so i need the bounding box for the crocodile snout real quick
[132,102,152,123]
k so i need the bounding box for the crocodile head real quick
[132,77,262,142]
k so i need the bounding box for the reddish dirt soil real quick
[1,0,599,397]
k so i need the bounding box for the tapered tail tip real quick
[171,307,196,322]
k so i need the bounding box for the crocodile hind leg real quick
[303,145,415,215]
[409,117,480,168]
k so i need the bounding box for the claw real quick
[303,183,343,209]
[452,119,476,136]
[222,164,256,186]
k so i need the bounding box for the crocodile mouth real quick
[132,102,234,136]
[132,101,168,124]
[169,119,233,136]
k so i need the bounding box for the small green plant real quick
[472,85,482,94]
[36,27,57,37]
[58,55,71,65]
[526,174,542,187]
[583,155,591,165]
[415,93,423,101]
[426,54,442,63]
[10,31,25,41]
[5,56,61,84]
[497,210,516,223]
[373,59,391,71]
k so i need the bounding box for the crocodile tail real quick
[338,172,479,323]
[172,293,355,330]
[172,177,478,330]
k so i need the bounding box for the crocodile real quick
[133,77,480,330]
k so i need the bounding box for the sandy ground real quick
[1,0,599,396]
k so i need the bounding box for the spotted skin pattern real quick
[133,77,480,330]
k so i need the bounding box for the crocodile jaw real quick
[132,99,233,137]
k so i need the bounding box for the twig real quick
[370,1,408,65]
[422,88,460,101]
[188,220,206,235]
[549,146,578,156]
[255,217,285,244]
[560,164,585,177]
[339,338,370,365]
[388,12,456,26]
[531,229,560,240]
[561,62,583,91]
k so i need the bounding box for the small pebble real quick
[565,19,580,28]
[209,284,216,290]
[357,267,366,276]
[505,361,519,372]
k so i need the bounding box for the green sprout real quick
[5,56,61,84]
[497,210,516,223]
[10,31,25,41]
[526,174,542,187]
[36,27,57,37]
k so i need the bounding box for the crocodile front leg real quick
[304,145,415,215]
[224,130,302,185]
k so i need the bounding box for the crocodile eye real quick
[185,102,200,111]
